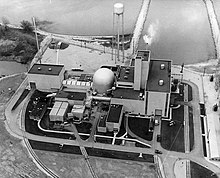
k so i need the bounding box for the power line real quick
[162,123,183,165]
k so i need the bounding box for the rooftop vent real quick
[158,80,164,86]
[160,64,165,70]
[48,68,52,71]
[124,76,128,79]
[38,67,41,70]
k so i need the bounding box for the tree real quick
[1,17,10,31]
[20,20,34,33]
[0,26,5,37]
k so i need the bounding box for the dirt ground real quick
[35,150,157,178]
[0,74,46,178]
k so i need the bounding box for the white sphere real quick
[114,3,124,15]
[93,68,115,93]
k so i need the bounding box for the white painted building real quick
[28,64,65,90]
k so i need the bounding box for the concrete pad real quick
[41,44,124,73]
[174,159,186,178]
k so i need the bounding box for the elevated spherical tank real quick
[93,68,115,94]
[114,3,124,15]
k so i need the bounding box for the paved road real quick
[159,79,220,178]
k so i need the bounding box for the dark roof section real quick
[98,115,107,127]
[101,65,120,76]
[117,66,134,83]
[29,102,47,117]
[112,88,143,100]
[106,104,123,123]
[28,64,64,76]
[56,91,86,101]
[100,65,119,72]
[146,59,171,92]
[79,74,87,81]
[136,50,150,61]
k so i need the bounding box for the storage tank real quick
[93,68,115,94]
[114,3,124,15]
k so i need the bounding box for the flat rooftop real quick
[56,91,86,101]
[28,64,64,76]
[146,59,171,92]
[117,66,134,83]
[112,88,143,100]
[106,104,123,123]
[136,50,150,61]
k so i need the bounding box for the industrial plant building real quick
[28,64,65,90]
[27,50,172,132]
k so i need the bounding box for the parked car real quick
[157,135,162,142]
[168,121,176,127]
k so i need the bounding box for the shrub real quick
[20,20,34,33]
[20,53,33,64]
[1,17,10,31]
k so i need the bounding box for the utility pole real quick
[122,13,125,63]
[32,17,40,63]
[203,67,206,76]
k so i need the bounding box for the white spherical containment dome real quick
[93,68,115,94]
[114,3,124,15]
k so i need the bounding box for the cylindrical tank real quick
[114,3,124,15]
[93,68,115,94]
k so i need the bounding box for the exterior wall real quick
[28,74,62,90]
[55,98,72,105]
[49,107,59,121]
[106,122,114,132]
[134,58,142,90]
[116,81,133,88]
[146,91,168,117]
[59,67,65,83]
[141,61,149,89]
[55,98,84,106]
[165,93,170,117]
[111,98,145,114]
[113,123,120,131]
[98,126,107,133]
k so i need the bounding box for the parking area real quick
[161,105,185,152]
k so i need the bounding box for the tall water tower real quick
[113,3,125,63]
